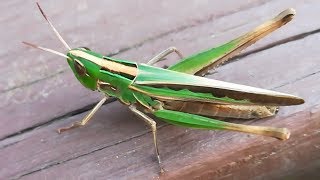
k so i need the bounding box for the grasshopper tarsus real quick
[57,122,82,134]
[274,128,291,140]
[160,167,165,174]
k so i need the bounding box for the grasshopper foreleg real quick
[129,105,164,173]
[147,47,184,65]
[58,96,108,133]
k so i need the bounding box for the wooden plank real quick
[1,0,320,179]
[1,0,269,91]
[19,71,320,180]
[1,0,320,140]
[2,30,320,180]
[1,102,158,178]
[1,0,272,139]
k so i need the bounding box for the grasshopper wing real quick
[130,64,304,106]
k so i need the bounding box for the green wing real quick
[130,64,304,106]
[168,9,295,75]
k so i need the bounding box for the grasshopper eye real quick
[74,59,87,76]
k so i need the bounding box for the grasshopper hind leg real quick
[129,105,165,173]
[153,108,290,140]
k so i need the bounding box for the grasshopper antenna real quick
[36,2,71,50]
[22,41,69,59]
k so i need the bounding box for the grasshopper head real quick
[66,47,103,91]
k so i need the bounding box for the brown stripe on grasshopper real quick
[69,50,138,77]
[163,100,278,119]
[151,84,304,106]
[97,80,117,92]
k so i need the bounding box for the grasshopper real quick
[24,3,304,173]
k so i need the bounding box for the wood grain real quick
[1,0,320,179]
[0,0,271,140]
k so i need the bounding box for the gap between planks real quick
[12,123,169,180]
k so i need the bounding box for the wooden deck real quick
[1,0,320,179]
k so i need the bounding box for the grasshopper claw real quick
[57,121,82,133]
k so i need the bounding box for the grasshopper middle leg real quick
[147,47,184,65]
[129,105,164,173]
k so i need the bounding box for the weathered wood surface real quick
[1,0,320,179]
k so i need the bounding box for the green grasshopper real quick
[24,3,304,172]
